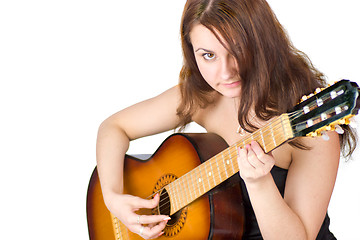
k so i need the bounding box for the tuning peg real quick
[321,131,330,141]
[334,125,344,134]
[307,132,318,137]
[300,95,308,102]
[328,80,336,86]
[325,125,333,131]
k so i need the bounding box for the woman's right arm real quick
[96,86,182,238]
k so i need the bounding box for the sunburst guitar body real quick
[87,80,360,239]
[87,133,245,239]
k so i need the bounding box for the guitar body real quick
[87,133,245,239]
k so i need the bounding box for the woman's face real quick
[190,24,241,98]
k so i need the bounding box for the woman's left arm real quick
[238,131,340,240]
[284,131,340,239]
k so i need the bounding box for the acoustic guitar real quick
[87,80,359,239]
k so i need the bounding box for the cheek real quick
[197,62,217,86]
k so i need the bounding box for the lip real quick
[223,81,241,88]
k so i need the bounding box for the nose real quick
[220,55,237,80]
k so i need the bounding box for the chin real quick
[220,89,241,98]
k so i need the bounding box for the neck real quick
[165,113,293,215]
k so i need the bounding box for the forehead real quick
[189,24,229,51]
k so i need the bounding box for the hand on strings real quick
[237,140,275,185]
[108,193,170,239]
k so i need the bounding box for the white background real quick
[0,0,359,239]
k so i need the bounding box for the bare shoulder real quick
[287,131,340,186]
[291,131,340,165]
[286,131,340,186]
[192,92,223,128]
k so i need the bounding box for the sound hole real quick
[158,189,182,226]
[152,174,188,236]
[158,188,170,215]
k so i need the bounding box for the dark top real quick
[240,165,336,240]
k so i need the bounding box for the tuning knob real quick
[315,88,322,94]
[300,95,308,102]
[321,131,330,141]
[334,125,344,134]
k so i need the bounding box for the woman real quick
[96,0,356,239]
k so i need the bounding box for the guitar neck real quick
[166,114,294,215]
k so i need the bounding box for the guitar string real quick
[127,117,290,230]
[155,111,299,212]
[156,110,301,211]
[107,90,343,232]
[157,120,291,212]
[156,100,343,213]
[138,89,340,212]
[114,90,343,232]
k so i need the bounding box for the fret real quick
[167,184,176,214]
[227,147,233,175]
[204,163,211,191]
[178,175,185,207]
[176,181,183,208]
[231,146,240,173]
[270,124,277,148]
[185,172,192,202]
[209,160,216,186]
[198,165,206,195]
[228,149,235,175]
[172,183,179,212]
[222,152,229,178]
[193,166,200,198]
[189,169,197,200]
[260,128,267,152]
[243,139,246,147]
[183,175,189,204]
[202,165,207,193]
[227,146,232,160]
[280,114,293,140]
[280,117,286,144]
[215,157,223,182]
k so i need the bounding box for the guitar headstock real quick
[289,79,360,138]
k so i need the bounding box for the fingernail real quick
[163,217,171,221]
[158,231,164,237]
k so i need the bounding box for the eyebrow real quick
[195,48,213,52]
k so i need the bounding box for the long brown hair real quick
[177,0,357,157]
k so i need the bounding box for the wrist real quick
[243,173,273,192]
[102,189,122,211]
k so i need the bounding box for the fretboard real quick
[165,113,294,215]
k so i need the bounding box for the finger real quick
[132,193,160,210]
[237,146,249,169]
[237,146,256,175]
[141,218,169,239]
[250,141,275,167]
[245,144,264,169]
[249,141,266,161]
[138,214,171,225]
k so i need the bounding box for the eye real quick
[202,52,215,60]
